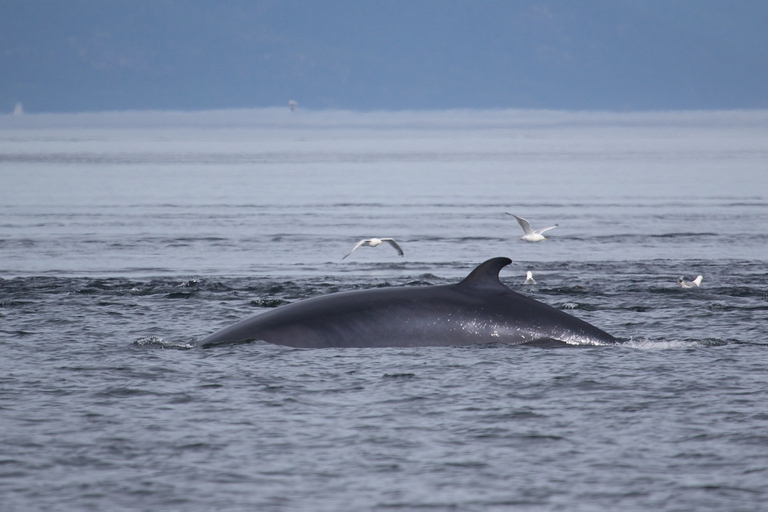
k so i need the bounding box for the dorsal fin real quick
[457,257,512,290]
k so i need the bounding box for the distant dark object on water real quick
[199,257,616,348]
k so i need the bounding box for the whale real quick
[198,257,616,348]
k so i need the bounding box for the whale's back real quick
[199,260,616,348]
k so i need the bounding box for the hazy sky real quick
[2,0,767,113]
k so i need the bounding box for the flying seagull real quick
[524,271,536,285]
[677,275,703,288]
[343,238,404,260]
[506,213,558,242]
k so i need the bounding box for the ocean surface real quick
[1,108,767,511]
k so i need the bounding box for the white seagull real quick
[677,275,703,288]
[506,213,558,242]
[524,271,536,285]
[343,238,404,260]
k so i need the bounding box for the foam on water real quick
[132,336,195,350]
[621,337,709,350]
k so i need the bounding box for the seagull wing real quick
[506,213,533,235]
[382,238,404,256]
[534,224,558,235]
[342,239,366,260]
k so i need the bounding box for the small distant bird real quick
[289,100,297,111]
[677,275,703,288]
[524,271,536,285]
[343,238,404,260]
[506,213,558,242]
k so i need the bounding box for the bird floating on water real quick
[524,271,536,285]
[677,275,703,288]
[343,238,404,260]
[506,213,558,242]
[289,100,297,111]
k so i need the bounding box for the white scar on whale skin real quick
[506,213,558,242]
[342,238,404,259]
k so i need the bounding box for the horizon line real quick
[3,106,768,131]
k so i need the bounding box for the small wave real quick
[0,299,32,308]
[405,280,434,286]
[132,336,194,350]
[1,329,34,337]
[654,232,719,238]
[165,291,195,299]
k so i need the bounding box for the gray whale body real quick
[199,257,616,348]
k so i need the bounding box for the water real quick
[1,109,768,510]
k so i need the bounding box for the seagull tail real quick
[693,276,703,286]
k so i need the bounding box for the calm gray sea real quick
[1,109,767,511]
